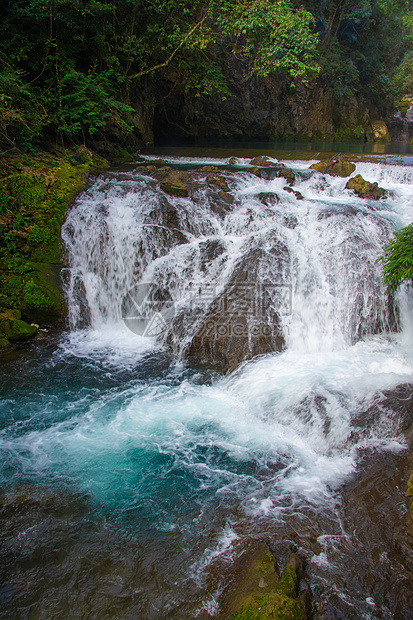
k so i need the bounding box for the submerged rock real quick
[345,174,387,200]
[310,157,356,177]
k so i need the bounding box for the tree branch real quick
[130,17,206,79]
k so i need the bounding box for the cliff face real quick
[149,62,375,144]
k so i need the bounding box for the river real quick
[1,150,413,618]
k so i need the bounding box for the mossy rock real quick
[0,336,10,349]
[345,174,387,200]
[249,167,262,178]
[365,121,391,142]
[310,158,356,177]
[199,165,220,172]
[0,316,37,342]
[207,175,230,192]
[160,171,189,197]
[279,168,295,185]
[229,592,305,620]
[0,150,106,324]
[221,543,307,620]
[250,156,275,166]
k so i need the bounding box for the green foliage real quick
[0,0,412,148]
[393,51,413,95]
[210,0,319,82]
[23,281,53,310]
[52,70,135,139]
[378,224,413,292]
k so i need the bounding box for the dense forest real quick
[1,0,413,152]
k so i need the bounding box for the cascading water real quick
[1,153,413,619]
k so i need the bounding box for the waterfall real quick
[62,158,402,364]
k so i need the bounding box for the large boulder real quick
[310,157,356,177]
[0,309,37,344]
[186,245,288,372]
[345,174,387,200]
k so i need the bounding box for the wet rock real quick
[284,186,303,200]
[279,168,295,185]
[282,215,298,229]
[199,165,220,173]
[209,191,234,218]
[148,197,188,245]
[218,190,234,205]
[220,542,310,619]
[187,245,288,372]
[257,192,280,206]
[0,310,37,342]
[250,156,276,166]
[345,174,387,200]
[310,157,356,177]
[199,239,227,272]
[149,158,169,167]
[228,157,237,165]
[317,204,361,220]
[160,171,189,197]
[207,175,230,192]
[248,166,262,177]
[0,336,10,349]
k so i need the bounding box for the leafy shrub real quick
[378,224,413,292]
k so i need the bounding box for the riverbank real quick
[0,147,109,348]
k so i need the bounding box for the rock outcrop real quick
[187,245,288,372]
[345,174,387,199]
[160,171,189,197]
[310,157,356,177]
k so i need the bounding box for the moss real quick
[0,336,10,348]
[0,149,108,325]
[0,316,37,341]
[229,591,305,620]
[225,547,306,620]
[345,174,387,200]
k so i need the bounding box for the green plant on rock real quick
[378,223,413,293]
[23,281,53,311]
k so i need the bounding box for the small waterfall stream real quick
[2,154,413,619]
